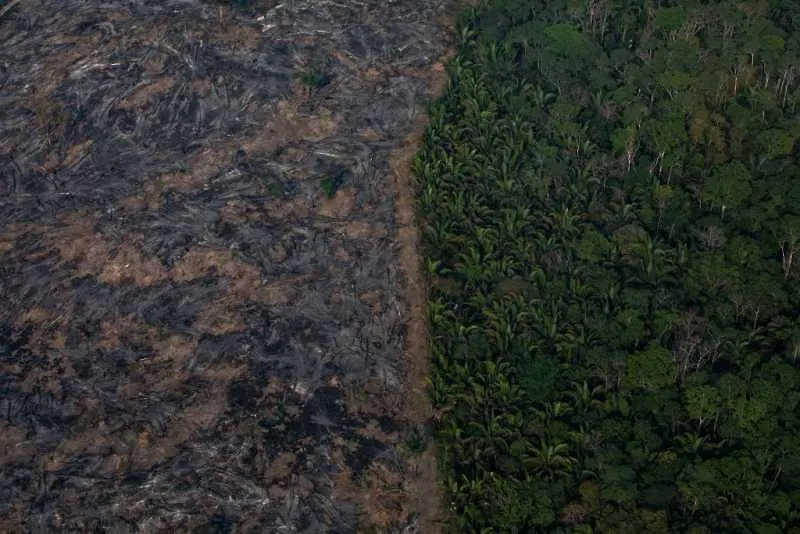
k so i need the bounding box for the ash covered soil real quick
[0,1,454,531]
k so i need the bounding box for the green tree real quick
[684,385,722,430]
[704,161,753,219]
[625,343,675,391]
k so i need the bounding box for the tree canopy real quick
[417,0,800,531]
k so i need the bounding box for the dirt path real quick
[0,1,456,532]
[388,60,453,533]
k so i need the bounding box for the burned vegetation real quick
[0,0,454,531]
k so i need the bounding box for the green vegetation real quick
[299,70,332,89]
[265,180,285,198]
[321,175,341,198]
[416,0,800,531]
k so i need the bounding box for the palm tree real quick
[447,473,492,529]
[423,220,457,257]
[465,415,514,460]
[522,165,552,203]
[498,114,535,151]
[570,164,597,203]
[418,180,439,216]
[428,298,455,333]
[465,191,492,223]
[484,301,515,355]
[474,226,499,259]
[489,256,521,280]
[532,400,571,435]
[544,206,582,245]
[440,151,468,180]
[430,340,467,379]
[533,85,557,109]
[536,298,562,348]
[455,143,484,177]
[497,207,531,238]
[476,41,505,71]
[566,380,605,416]
[555,326,583,363]
[466,291,490,316]
[567,423,602,471]
[523,438,577,480]
[674,432,707,455]
[454,246,487,290]
[568,269,593,301]
[427,370,463,416]
[447,54,474,83]
[608,192,637,226]
[601,389,632,417]
[541,400,573,420]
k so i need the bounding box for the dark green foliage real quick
[320,176,340,198]
[265,180,285,197]
[404,424,429,455]
[417,0,800,531]
[299,70,332,89]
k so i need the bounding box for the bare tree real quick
[700,225,726,250]
[672,310,720,379]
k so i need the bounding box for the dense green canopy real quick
[416,0,800,531]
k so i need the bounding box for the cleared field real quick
[0,1,455,531]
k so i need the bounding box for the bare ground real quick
[0,0,455,531]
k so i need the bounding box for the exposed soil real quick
[0,0,455,531]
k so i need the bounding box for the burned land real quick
[0,0,455,531]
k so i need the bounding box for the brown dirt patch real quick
[172,247,258,282]
[45,214,168,287]
[318,187,358,218]
[386,56,457,534]
[241,98,339,156]
[117,77,177,110]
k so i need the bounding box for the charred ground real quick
[0,1,454,531]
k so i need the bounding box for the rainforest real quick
[415,0,800,531]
